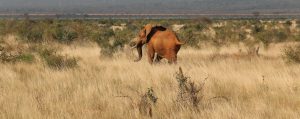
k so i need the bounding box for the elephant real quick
[130,24,184,64]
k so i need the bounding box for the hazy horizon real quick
[1,0,300,14]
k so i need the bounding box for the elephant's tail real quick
[176,40,185,45]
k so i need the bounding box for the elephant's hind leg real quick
[165,52,177,64]
[167,57,177,64]
[154,54,162,63]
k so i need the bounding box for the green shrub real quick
[253,24,264,33]
[179,25,201,48]
[16,53,35,63]
[0,21,5,36]
[213,24,240,46]
[195,23,207,31]
[94,28,133,57]
[52,24,78,43]
[0,19,299,51]
[276,31,288,42]
[17,21,44,42]
[26,28,44,42]
[114,29,134,45]
[39,48,78,69]
[285,20,292,26]
[293,34,300,41]
[0,20,18,35]
[93,29,115,57]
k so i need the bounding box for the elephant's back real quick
[150,30,180,51]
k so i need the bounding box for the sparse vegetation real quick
[0,19,299,51]
[0,19,300,118]
[283,45,300,63]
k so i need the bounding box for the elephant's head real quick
[130,24,153,62]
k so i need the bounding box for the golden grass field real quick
[1,39,300,118]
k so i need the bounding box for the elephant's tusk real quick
[131,45,137,49]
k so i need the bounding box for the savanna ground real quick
[0,19,300,118]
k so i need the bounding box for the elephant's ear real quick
[144,24,155,43]
[144,24,153,38]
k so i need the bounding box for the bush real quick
[52,24,78,43]
[254,31,272,47]
[17,21,44,42]
[0,21,5,36]
[0,51,18,63]
[175,67,204,108]
[285,20,292,26]
[0,42,35,63]
[293,34,300,41]
[283,45,300,63]
[94,28,133,57]
[276,31,288,41]
[93,29,115,57]
[114,29,134,47]
[0,19,299,50]
[213,24,239,46]
[26,28,44,42]
[16,53,35,63]
[179,25,201,48]
[0,50,35,63]
[0,20,19,36]
[39,48,78,69]
[253,23,264,33]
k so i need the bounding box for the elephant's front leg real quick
[147,47,155,64]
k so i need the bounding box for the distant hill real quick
[0,0,300,14]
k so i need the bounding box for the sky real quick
[0,0,300,13]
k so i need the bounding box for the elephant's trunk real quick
[134,45,143,62]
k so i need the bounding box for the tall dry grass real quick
[0,42,300,119]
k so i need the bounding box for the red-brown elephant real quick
[130,24,184,64]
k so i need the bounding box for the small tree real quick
[175,67,205,108]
